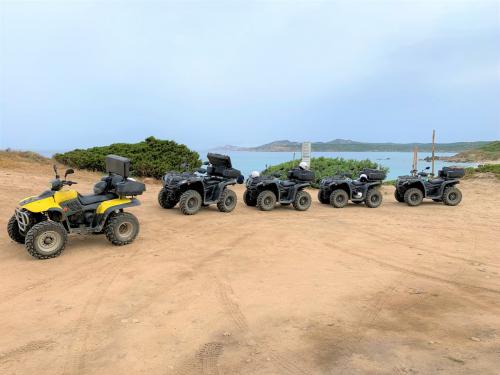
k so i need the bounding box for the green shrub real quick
[262,157,388,188]
[465,164,500,179]
[54,137,201,179]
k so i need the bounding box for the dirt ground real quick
[0,158,499,375]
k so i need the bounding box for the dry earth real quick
[0,157,499,375]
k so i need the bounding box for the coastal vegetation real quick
[263,157,388,188]
[54,137,201,179]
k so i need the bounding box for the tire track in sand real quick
[63,250,139,375]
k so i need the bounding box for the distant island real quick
[217,139,493,153]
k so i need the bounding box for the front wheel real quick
[243,190,257,207]
[217,189,237,213]
[179,190,203,215]
[25,221,67,259]
[158,188,178,209]
[318,190,330,204]
[442,186,462,206]
[257,190,276,211]
[7,215,25,244]
[365,188,383,208]
[404,188,423,207]
[293,190,312,211]
[394,189,405,203]
[105,212,140,246]
[330,189,348,208]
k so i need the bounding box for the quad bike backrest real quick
[106,154,130,178]
[287,168,315,182]
[207,153,232,168]
[438,167,465,179]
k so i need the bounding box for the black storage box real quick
[115,179,146,196]
[207,153,232,168]
[222,168,241,178]
[287,168,315,181]
[439,167,465,179]
[106,155,130,178]
[362,168,386,181]
[207,165,241,179]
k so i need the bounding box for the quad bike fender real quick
[437,180,460,196]
[399,180,426,197]
[258,181,280,199]
[19,189,78,213]
[327,182,352,196]
[94,198,141,231]
[96,198,140,215]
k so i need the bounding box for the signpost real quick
[301,142,311,165]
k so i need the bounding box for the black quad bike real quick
[7,155,145,259]
[158,153,244,215]
[318,169,386,208]
[394,166,464,207]
[244,167,315,211]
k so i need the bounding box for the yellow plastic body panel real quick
[96,198,132,214]
[20,189,78,213]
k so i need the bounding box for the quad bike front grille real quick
[15,208,31,233]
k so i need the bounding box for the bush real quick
[54,137,201,179]
[465,164,500,179]
[262,157,388,188]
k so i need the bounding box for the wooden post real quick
[431,130,436,176]
[412,146,418,174]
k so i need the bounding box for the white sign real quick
[301,142,311,165]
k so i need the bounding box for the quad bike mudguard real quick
[93,198,141,231]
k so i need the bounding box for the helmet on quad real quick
[359,173,368,183]
[299,161,309,170]
[251,171,260,178]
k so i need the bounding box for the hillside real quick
[446,141,500,162]
[219,139,491,152]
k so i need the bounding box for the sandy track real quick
[0,161,499,374]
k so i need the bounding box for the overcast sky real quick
[1,0,499,151]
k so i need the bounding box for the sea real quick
[37,149,478,180]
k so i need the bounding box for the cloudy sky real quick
[1,0,499,151]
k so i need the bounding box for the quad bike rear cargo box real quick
[106,155,130,178]
[115,179,146,196]
[207,153,232,168]
[438,167,465,179]
[287,168,315,182]
[207,165,241,178]
[362,168,386,181]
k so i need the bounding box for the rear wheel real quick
[217,189,237,213]
[179,190,203,215]
[105,212,140,246]
[293,190,312,211]
[25,221,67,259]
[442,186,462,206]
[257,190,276,211]
[404,188,423,207]
[7,215,25,244]
[365,188,383,208]
[243,190,257,207]
[394,189,405,203]
[158,188,177,209]
[330,189,348,208]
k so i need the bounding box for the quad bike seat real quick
[280,180,296,187]
[428,178,444,185]
[352,180,365,186]
[78,193,117,206]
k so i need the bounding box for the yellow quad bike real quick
[7,155,146,259]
